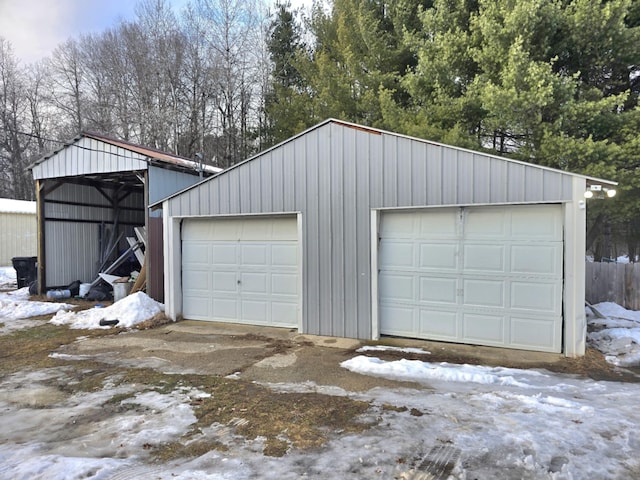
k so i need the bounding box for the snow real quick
[1,284,640,478]
[0,287,75,334]
[341,356,546,388]
[588,302,640,367]
[50,292,164,329]
[0,266,17,289]
[356,345,431,355]
[0,284,163,334]
[0,198,36,214]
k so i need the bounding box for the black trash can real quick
[12,256,37,289]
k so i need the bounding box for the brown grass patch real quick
[0,323,117,375]
[133,312,173,330]
[191,380,372,456]
[114,368,373,457]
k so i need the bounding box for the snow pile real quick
[341,355,545,388]
[357,345,431,355]
[588,301,640,366]
[0,287,74,322]
[0,198,36,214]
[0,266,17,289]
[50,292,164,329]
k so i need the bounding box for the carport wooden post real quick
[563,176,588,357]
[36,179,46,295]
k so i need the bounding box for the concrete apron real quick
[56,320,564,392]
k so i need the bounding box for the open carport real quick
[30,132,219,300]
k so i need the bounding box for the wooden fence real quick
[585,262,640,310]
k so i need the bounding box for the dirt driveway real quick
[58,319,630,382]
[1,314,638,479]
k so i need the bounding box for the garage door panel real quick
[463,279,505,307]
[212,244,237,265]
[380,305,415,335]
[379,241,414,268]
[242,300,269,323]
[463,313,505,343]
[465,209,507,239]
[182,217,299,328]
[511,245,561,276]
[183,242,209,263]
[511,281,561,313]
[380,204,563,353]
[379,273,414,301]
[182,270,209,291]
[510,316,560,352]
[419,277,457,304]
[240,272,267,294]
[213,298,238,319]
[184,297,209,318]
[182,220,211,240]
[380,212,417,236]
[418,210,458,237]
[213,272,238,292]
[419,309,458,339]
[241,245,268,266]
[510,207,562,240]
[419,244,458,270]
[463,244,505,272]
[271,244,297,267]
[272,302,298,326]
[272,273,298,295]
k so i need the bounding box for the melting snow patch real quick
[588,302,640,366]
[0,266,17,289]
[341,356,546,388]
[50,292,164,329]
[0,287,75,333]
[357,345,431,355]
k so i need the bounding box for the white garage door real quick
[181,216,299,328]
[379,205,563,353]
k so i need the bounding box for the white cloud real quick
[0,0,136,64]
[0,0,73,63]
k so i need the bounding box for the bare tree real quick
[193,0,265,168]
[0,38,34,200]
[47,38,86,137]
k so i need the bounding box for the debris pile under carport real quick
[82,225,148,302]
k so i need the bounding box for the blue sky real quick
[0,0,311,64]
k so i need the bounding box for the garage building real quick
[158,119,615,356]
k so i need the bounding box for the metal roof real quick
[30,131,221,175]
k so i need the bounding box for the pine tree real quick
[263,1,309,147]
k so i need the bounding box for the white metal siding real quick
[32,137,147,180]
[0,212,37,266]
[164,121,581,344]
[379,205,563,353]
[181,216,299,327]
